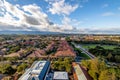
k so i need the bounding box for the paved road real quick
[72,42,95,59]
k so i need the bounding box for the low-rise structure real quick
[19,61,50,80]
[53,71,69,80]
[72,62,92,80]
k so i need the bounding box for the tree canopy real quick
[81,58,117,80]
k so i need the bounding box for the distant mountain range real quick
[0,31,119,35]
[0,31,62,35]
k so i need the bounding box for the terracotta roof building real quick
[72,62,92,80]
[55,40,76,57]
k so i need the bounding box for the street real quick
[72,42,95,59]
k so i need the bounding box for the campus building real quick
[19,61,50,80]
[72,62,92,80]
[53,71,69,80]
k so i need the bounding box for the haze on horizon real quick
[0,0,120,34]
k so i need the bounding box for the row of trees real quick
[89,46,120,63]
[74,40,120,46]
[0,63,28,75]
[5,45,20,54]
[3,39,49,55]
[81,58,120,80]
[0,58,34,80]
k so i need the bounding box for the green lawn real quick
[81,44,117,49]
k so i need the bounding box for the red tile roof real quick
[72,62,92,80]
[55,40,76,57]
[28,49,45,57]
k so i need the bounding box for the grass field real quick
[81,44,117,49]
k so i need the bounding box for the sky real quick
[0,0,120,34]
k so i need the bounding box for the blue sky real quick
[0,0,120,34]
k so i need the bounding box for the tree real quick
[99,70,115,80]
[99,61,107,73]
[0,64,15,75]
[113,47,120,55]
[81,58,117,80]
[64,57,72,64]
[17,63,28,72]
[115,68,120,79]
[52,62,59,70]
[65,64,72,73]
[108,68,116,80]
[17,66,23,72]
[65,37,70,41]
[107,53,112,61]
[58,64,65,71]
[28,57,37,64]
[58,58,63,62]
[88,70,97,80]
[51,58,72,73]
[81,60,90,70]
[7,57,18,62]
[90,58,99,74]
[115,55,120,63]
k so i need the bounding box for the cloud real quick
[102,12,114,16]
[76,27,120,34]
[61,16,83,30]
[61,16,75,31]
[47,0,78,15]
[102,4,109,8]
[0,0,63,32]
[0,0,81,33]
[1,0,119,34]
[45,0,81,33]
[23,15,40,25]
[87,27,120,34]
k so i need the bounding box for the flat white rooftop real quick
[53,71,69,80]
[19,61,49,80]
